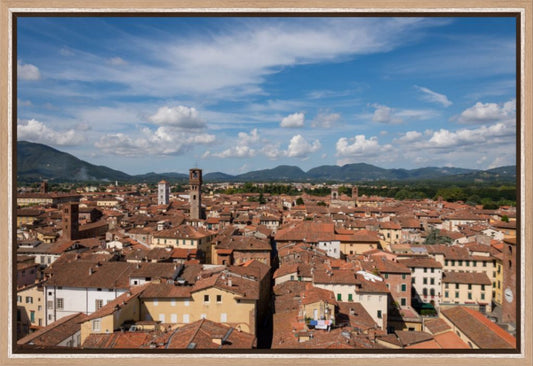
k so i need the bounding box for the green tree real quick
[296,197,304,206]
[425,229,452,245]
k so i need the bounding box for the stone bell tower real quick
[189,168,203,220]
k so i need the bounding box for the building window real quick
[445,283,449,289]
[17,295,22,303]
[204,295,210,303]
[95,299,103,310]
[47,300,53,309]
[402,274,407,280]
[401,284,407,292]
[430,289,435,296]
[458,260,463,266]
[216,295,222,303]
[92,319,101,331]
[422,288,428,296]
[445,291,449,298]
[423,278,428,285]
[481,285,485,291]
[481,293,485,300]
[465,260,470,267]
[483,261,487,267]
[30,311,35,323]
[348,293,353,302]
[430,278,435,285]
[401,298,406,306]
[468,284,472,290]
[424,268,427,273]
[377,310,382,319]
[56,298,64,310]
[411,278,415,284]
[154,299,158,306]
[451,260,455,266]
[473,261,477,267]
[445,260,449,266]
[384,274,388,279]
[455,291,459,298]
[455,284,459,289]
[468,293,472,300]
[337,293,342,301]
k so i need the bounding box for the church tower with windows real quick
[189,168,203,220]
[158,180,170,205]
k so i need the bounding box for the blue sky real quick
[17,16,517,175]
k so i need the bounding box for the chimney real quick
[89,267,93,275]
[212,337,223,345]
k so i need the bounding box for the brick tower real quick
[189,168,203,220]
[62,202,79,241]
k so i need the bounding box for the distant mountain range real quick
[16,141,516,184]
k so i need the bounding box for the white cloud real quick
[204,128,260,159]
[75,122,92,131]
[488,156,508,169]
[394,130,423,144]
[108,57,127,66]
[42,18,447,99]
[95,126,215,157]
[148,106,205,129]
[261,143,284,159]
[18,61,41,81]
[59,47,74,56]
[18,99,32,107]
[428,122,515,148]
[280,112,305,128]
[238,128,260,145]
[18,119,85,146]
[457,99,515,123]
[415,85,452,107]
[336,134,393,164]
[311,112,340,128]
[369,104,437,124]
[286,135,321,158]
[371,104,402,124]
[210,145,256,159]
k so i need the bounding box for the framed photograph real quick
[1,1,531,365]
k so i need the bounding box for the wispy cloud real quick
[414,85,452,107]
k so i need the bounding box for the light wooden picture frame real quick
[1,1,531,365]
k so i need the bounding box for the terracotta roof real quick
[85,284,148,321]
[397,256,442,269]
[395,330,434,347]
[424,317,452,335]
[363,257,411,274]
[433,331,470,348]
[17,312,87,346]
[165,319,256,349]
[442,271,491,285]
[46,261,137,289]
[82,332,153,349]
[139,282,192,299]
[441,306,516,349]
[191,271,260,300]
